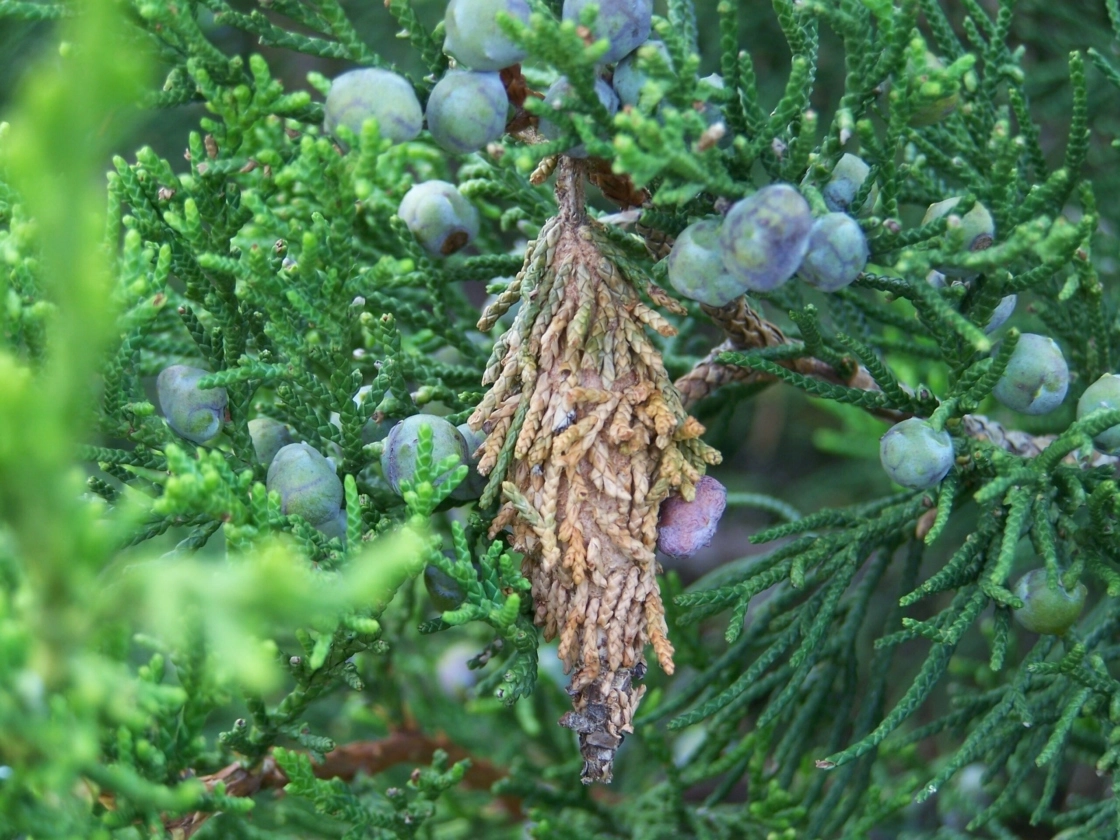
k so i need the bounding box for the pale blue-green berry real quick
[908,50,959,127]
[352,384,375,409]
[694,74,732,148]
[456,422,489,499]
[719,184,813,292]
[316,508,348,544]
[381,414,470,496]
[822,154,873,214]
[347,385,392,444]
[611,39,670,107]
[1077,373,1120,453]
[267,443,344,526]
[362,417,393,445]
[879,417,954,489]
[539,77,619,158]
[437,641,482,696]
[1012,569,1087,635]
[992,333,1069,415]
[328,389,391,446]
[398,181,480,257]
[982,294,1017,334]
[929,274,1015,333]
[157,365,228,445]
[922,197,995,276]
[797,212,869,292]
[699,73,724,96]
[324,69,422,144]
[563,0,652,64]
[426,70,509,154]
[424,564,467,612]
[698,73,725,123]
[458,422,486,458]
[248,417,292,468]
[537,642,569,688]
[666,220,744,307]
[444,0,531,71]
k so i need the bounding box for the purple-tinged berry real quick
[822,154,873,214]
[539,76,619,158]
[611,39,670,107]
[656,476,727,558]
[426,70,509,154]
[324,69,422,144]
[879,418,954,489]
[666,219,744,307]
[424,564,468,612]
[929,273,1015,333]
[797,212,869,292]
[456,422,489,499]
[267,443,344,527]
[562,0,653,64]
[992,333,1069,415]
[157,365,228,445]
[443,0,531,71]
[380,414,471,496]
[398,181,480,257]
[1012,569,1087,636]
[719,184,813,292]
[1077,373,1120,453]
[249,417,292,468]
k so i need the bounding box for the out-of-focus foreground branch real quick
[98,731,515,838]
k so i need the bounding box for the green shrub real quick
[1,0,1120,837]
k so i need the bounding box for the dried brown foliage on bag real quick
[468,159,720,783]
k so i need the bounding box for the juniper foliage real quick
[1,0,1119,837]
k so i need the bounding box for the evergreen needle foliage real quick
[1,0,1120,837]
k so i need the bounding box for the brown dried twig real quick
[673,296,886,411]
[119,732,514,839]
[960,413,1118,468]
[669,292,1118,468]
[501,64,543,136]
